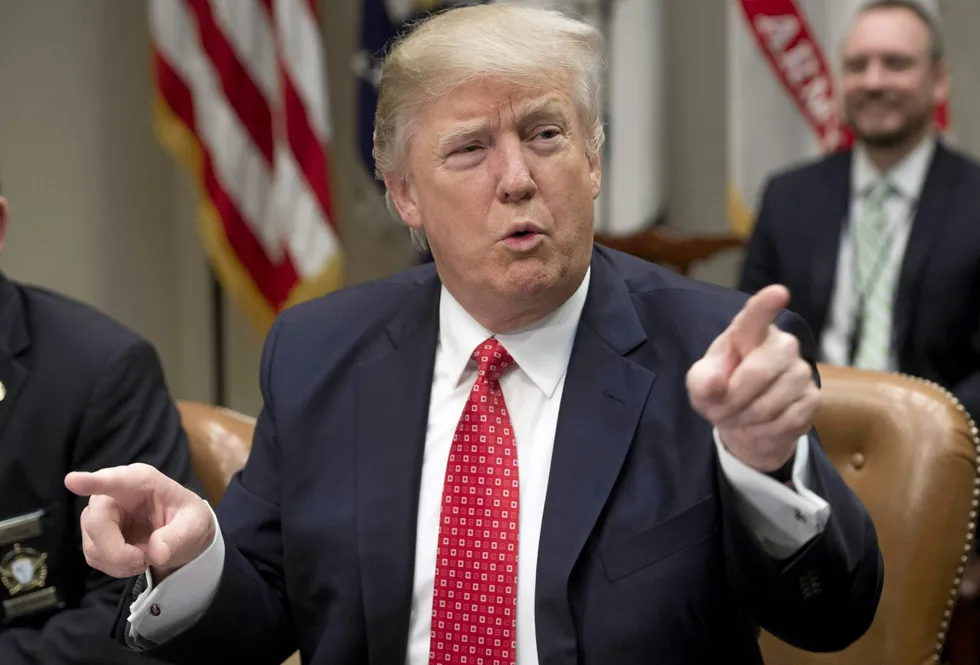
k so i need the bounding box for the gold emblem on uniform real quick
[0,544,48,596]
[0,380,6,401]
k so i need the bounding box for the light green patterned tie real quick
[851,179,898,370]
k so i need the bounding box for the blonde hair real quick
[373,3,606,250]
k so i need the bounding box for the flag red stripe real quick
[186,0,276,165]
[155,48,198,136]
[203,153,298,309]
[305,0,319,21]
[154,49,298,308]
[282,67,336,227]
[737,0,850,150]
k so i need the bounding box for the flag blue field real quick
[353,0,488,184]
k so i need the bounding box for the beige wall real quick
[664,0,735,286]
[0,0,186,388]
[1,0,978,416]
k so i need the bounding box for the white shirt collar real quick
[438,267,591,399]
[852,135,936,201]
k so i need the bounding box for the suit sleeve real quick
[719,311,884,652]
[0,339,194,664]
[117,317,298,665]
[952,315,980,430]
[737,178,781,295]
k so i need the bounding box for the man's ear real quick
[933,59,951,108]
[383,173,422,231]
[0,197,8,253]
[588,151,602,200]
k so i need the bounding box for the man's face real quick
[386,79,600,309]
[841,7,947,148]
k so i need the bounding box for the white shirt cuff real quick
[127,503,225,643]
[714,430,831,559]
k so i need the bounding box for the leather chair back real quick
[760,364,980,665]
[177,401,256,505]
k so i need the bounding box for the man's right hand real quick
[65,463,215,581]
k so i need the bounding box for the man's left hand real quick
[686,285,820,472]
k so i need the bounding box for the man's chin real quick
[497,257,573,298]
[857,129,914,149]
[852,117,930,150]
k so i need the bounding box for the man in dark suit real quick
[739,0,980,423]
[66,4,882,664]
[0,179,194,663]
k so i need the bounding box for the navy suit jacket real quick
[120,246,882,664]
[0,273,192,664]
[739,142,980,424]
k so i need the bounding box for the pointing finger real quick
[66,465,151,503]
[726,285,790,356]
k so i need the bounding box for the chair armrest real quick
[593,227,744,276]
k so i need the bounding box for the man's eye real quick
[883,55,914,70]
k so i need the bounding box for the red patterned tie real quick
[430,338,519,665]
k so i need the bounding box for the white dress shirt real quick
[129,267,830,663]
[820,136,936,369]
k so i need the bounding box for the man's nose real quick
[859,60,888,91]
[495,140,537,203]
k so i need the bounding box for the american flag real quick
[149,0,343,331]
[353,0,480,185]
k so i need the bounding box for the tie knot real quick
[472,338,515,383]
[866,178,893,204]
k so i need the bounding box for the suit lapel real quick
[807,151,852,341]
[0,275,31,442]
[356,272,441,665]
[894,143,959,350]
[535,249,656,665]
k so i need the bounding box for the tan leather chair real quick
[178,401,255,506]
[176,401,301,665]
[759,365,980,665]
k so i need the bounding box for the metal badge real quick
[0,510,44,548]
[2,587,63,622]
[0,381,6,401]
[0,544,48,596]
